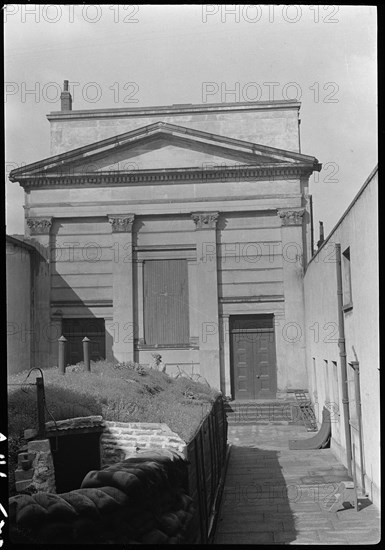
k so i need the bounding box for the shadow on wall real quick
[215,446,296,544]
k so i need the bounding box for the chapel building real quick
[9,85,321,399]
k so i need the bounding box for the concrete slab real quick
[213,424,381,545]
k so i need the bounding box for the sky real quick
[5,4,377,237]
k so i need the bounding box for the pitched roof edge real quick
[9,121,319,181]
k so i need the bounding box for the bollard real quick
[82,336,91,372]
[58,335,67,374]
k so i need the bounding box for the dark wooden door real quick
[231,315,277,400]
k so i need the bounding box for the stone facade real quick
[9,94,322,396]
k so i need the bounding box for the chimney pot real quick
[60,80,72,111]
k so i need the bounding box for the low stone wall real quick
[14,439,56,494]
[9,449,195,544]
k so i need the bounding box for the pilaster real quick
[108,214,135,362]
[277,208,307,388]
[191,212,221,389]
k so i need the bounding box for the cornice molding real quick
[277,208,305,226]
[108,214,135,233]
[191,212,219,230]
[26,217,53,235]
[17,164,315,190]
[46,100,301,121]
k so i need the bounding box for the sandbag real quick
[60,490,103,520]
[81,469,142,497]
[74,487,125,515]
[32,493,78,521]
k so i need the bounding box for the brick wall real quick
[100,422,186,466]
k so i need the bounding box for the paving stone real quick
[344,531,381,544]
[288,532,320,544]
[316,531,349,544]
[274,530,299,543]
[214,531,274,544]
[219,511,265,522]
[217,519,285,533]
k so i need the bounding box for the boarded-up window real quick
[144,259,189,345]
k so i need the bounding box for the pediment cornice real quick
[15,163,317,190]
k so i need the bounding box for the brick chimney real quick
[317,221,325,249]
[60,80,72,111]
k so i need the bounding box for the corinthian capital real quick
[191,212,219,230]
[26,217,52,235]
[277,209,305,226]
[108,214,135,233]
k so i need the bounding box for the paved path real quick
[214,424,380,545]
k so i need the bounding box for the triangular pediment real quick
[9,121,321,182]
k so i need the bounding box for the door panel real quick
[232,335,254,399]
[231,316,276,400]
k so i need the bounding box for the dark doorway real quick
[230,314,277,400]
[62,318,106,366]
[49,432,101,493]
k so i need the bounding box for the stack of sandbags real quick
[9,449,196,544]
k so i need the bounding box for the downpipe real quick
[335,243,352,476]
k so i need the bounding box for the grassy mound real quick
[8,360,220,439]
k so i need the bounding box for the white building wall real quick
[304,167,379,507]
[6,238,35,375]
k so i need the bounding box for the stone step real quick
[226,415,301,422]
[225,404,299,415]
[225,401,298,409]
[226,419,300,426]
[224,402,305,425]
[226,417,303,423]
[225,411,297,418]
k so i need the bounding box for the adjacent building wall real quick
[6,236,33,374]
[6,235,51,375]
[303,166,379,507]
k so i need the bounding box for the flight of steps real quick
[224,400,304,426]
